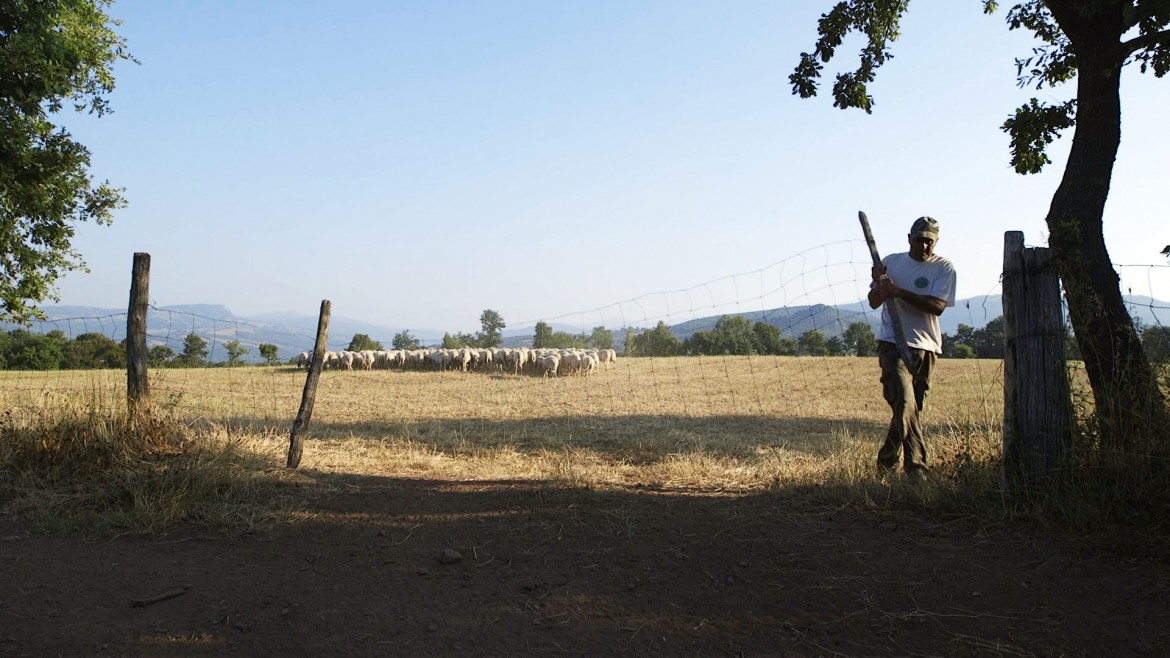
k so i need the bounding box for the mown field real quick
[0,356,1008,495]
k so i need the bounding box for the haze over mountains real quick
[8,294,1166,363]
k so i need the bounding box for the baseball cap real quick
[910,216,939,240]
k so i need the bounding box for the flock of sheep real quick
[295,347,619,377]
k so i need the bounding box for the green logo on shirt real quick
[914,276,929,289]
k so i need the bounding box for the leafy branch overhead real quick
[790,0,1170,174]
[0,0,136,323]
[789,0,909,113]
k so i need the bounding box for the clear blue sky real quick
[54,1,1169,335]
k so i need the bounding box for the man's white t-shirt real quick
[876,252,957,354]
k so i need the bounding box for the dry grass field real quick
[1,355,1006,494]
[4,357,1169,657]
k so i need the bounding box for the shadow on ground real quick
[3,473,1166,656]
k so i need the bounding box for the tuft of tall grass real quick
[995,400,1170,546]
[0,405,306,536]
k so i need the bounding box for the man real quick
[867,216,957,478]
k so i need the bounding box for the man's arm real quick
[879,283,946,316]
[868,281,886,309]
[868,265,888,310]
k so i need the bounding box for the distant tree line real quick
[529,321,615,350]
[622,314,1167,363]
[941,315,1086,360]
[6,314,1164,370]
[437,309,509,349]
[622,318,879,358]
[0,330,125,370]
[0,329,283,370]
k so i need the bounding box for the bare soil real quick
[2,475,1167,657]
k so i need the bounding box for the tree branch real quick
[1121,28,1170,57]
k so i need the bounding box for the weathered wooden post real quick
[287,300,331,469]
[126,253,151,425]
[1002,232,1071,486]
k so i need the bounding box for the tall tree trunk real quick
[1045,0,1168,450]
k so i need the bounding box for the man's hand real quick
[871,265,897,301]
[868,266,896,309]
[869,267,944,315]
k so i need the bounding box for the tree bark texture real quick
[1003,232,1071,484]
[1043,0,1167,450]
[287,300,331,469]
[126,252,150,424]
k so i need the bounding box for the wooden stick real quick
[129,585,190,608]
[859,211,915,370]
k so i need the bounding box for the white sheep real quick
[540,353,560,378]
[477,348,494,371]
[558,351,581,376]
[324,351,340,369]
[581,352,599,376]
[602,348,617,370]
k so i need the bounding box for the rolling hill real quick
[5,293,1165,362]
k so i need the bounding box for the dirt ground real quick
[2,475,1167,657]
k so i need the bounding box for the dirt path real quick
[2,476,1167,657]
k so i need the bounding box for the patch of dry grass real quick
[1,357,1010,533]
[286,357,1005,494]
[0,376,308,535]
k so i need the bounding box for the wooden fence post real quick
[126,253,151,424]
[1002,232,1071,485]
[287,300,331,469]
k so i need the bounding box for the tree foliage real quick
[533,322,553,349]
[0,329,315,369]
[825,335,848,356]
[952,343,977,359]
[392,330,420,350]
[680,318,812,356]
[0,328,123,369]
[587,326,614,350]
[797,329,829,356]
[547,331,588,349]
[842,321,878,357]
[627,322,683,357]
[347,333,384,352]
[258,343,280,365]
[686,315,756,355]
[476,309,506,348]
[1,329,66,369]
[753,321,788,355]
[441,331,479,348]
[172,332,208,367]
[1143,325,1170,363]
[147,344,174,368]
[0,1,135,323]
[792,0,1170,447]
[943,317,1005,358]
[61,331,123,368]
[223,340,248,367]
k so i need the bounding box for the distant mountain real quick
[668,303,873,340]
[6,293,1165,362]
[241,311,446,348]
[157,304,237,321]
[5,304,443,363]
